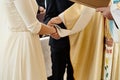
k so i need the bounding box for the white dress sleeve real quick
[13,0,41,34]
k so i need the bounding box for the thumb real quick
[96,7,105,12]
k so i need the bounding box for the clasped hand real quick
[47,16,62,39]
[96,6,113,20]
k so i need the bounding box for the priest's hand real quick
[47,16,62,26]
[96,7,113,20]
[105,38,113,47]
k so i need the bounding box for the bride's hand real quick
[51,32,60,40]
[50,26,60,40]
[47,16,62,26]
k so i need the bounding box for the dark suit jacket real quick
[44,0,74,48]
[36,0,45,8]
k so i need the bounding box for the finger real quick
[48,18,58,25]
[107,13,113,20]
[96,8,102,12]
[47,23,54,27]
[51,17,62,24]
[96,7,105,12]
[50,19,58,24]
[51,35,60,39]
[51,33,60,39]
[47,21,55,26]
[47,25,54,28]
[51,33,59,38]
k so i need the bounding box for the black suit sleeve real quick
[43,0,58,24]
[36,0,45,8]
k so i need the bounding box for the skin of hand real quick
[39,6,46,14]
[47,16,62,39]
[47,16,63,26]
[49,25,60,40]
[50,31,60,39]
[38,23,57,35]
[96,6,113,20]
[105,38,113,47]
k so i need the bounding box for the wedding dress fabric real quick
[0,0,47,80]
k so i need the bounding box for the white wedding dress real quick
[0,0,47,80]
